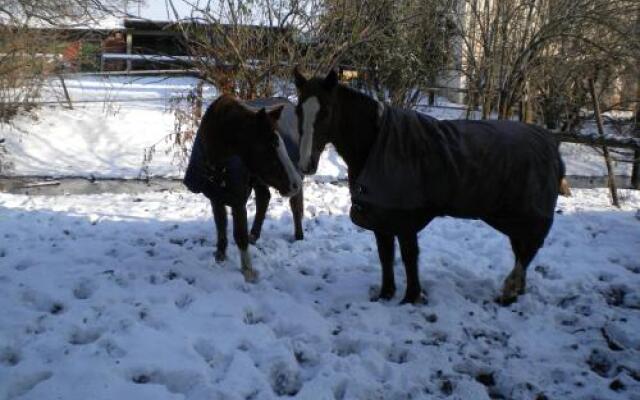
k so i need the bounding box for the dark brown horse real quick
[294,69,566,305]
[184,95,303,282]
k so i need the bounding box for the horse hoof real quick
[400,292,426,305]
[242,268,259,283]
[248,233,259,245]
[214,251,226,263]
[377,287,396,302]
[497,293,518,306]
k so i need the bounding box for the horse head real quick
[201,95,302,197]
[293,67,339,174]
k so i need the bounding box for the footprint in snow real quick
[0,346,21,366]
[5,371,53,399]
[269,360,302,397]
[97,339,127,358]
[21,289,65,315]
[68,327,102,345]
[534,264,562,280]
[72,278,97,300]
[129,368,204,395]
[174,293,194,310]
[14,257,35,271]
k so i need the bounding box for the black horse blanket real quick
[350,105,563,230]
[183,98,299,206]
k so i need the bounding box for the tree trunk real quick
[589,78,620,207]
[632,9,640,190]
[631,62,640,189]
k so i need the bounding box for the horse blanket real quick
[350,105,564,230]
[183,98,299,206]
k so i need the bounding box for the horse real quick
[293,68,567,305]
[183,95,303,283]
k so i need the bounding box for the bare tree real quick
[167,0,311,99]
[0,0,141,121]
[450,0,640,121]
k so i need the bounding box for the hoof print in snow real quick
[534,264,561,280]
[6,371,53,399]
[132,374,150,384]
[424,313,438,323]
[175,293,194,310]
[601,285,627,307]
[420,331,448,347]
[169,237,187,246]
[439,379,454,396]
[69,327,102,345]
[99,339,126,358]
[587,349,613,377]
[387,347,410,364]
[243,309,267,325]
[609,379,625,392]
[50,302,65,315]
[475,372,495,387]
[165,270,179,280]
[15,260,32,271]
[0,347,21,366]
[73,279,96,300]
[269,362,302,397]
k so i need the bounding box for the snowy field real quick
[0,186,639,399]
[1,75,639,399]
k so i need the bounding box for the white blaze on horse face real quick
[276,132,302,196]
[300,96,320,171]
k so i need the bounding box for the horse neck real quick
[329,86,380,182]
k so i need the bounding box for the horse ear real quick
[322,69,338,90]
[267,105,284,123]
[293,66,307,89]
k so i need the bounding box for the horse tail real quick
[557,153,572,197]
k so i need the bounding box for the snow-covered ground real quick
[1,76,639,399]
[1,186,639,399]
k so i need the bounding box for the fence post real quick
[126,31,133,72]
[632,72,640,190]
[56,69,73,110]
[589,78,620,207]
[632,150,640,189]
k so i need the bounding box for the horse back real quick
[352,108,563,227]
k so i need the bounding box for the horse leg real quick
[500,219,552,305]
[249,183,270,244]
[211,200,228,262]
[289,191,304,241]
[398,232,422,304]
[373,231,396,301]
[232,205,258,283]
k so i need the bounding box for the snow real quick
[1,186,639,399]
[1,76,639,399]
